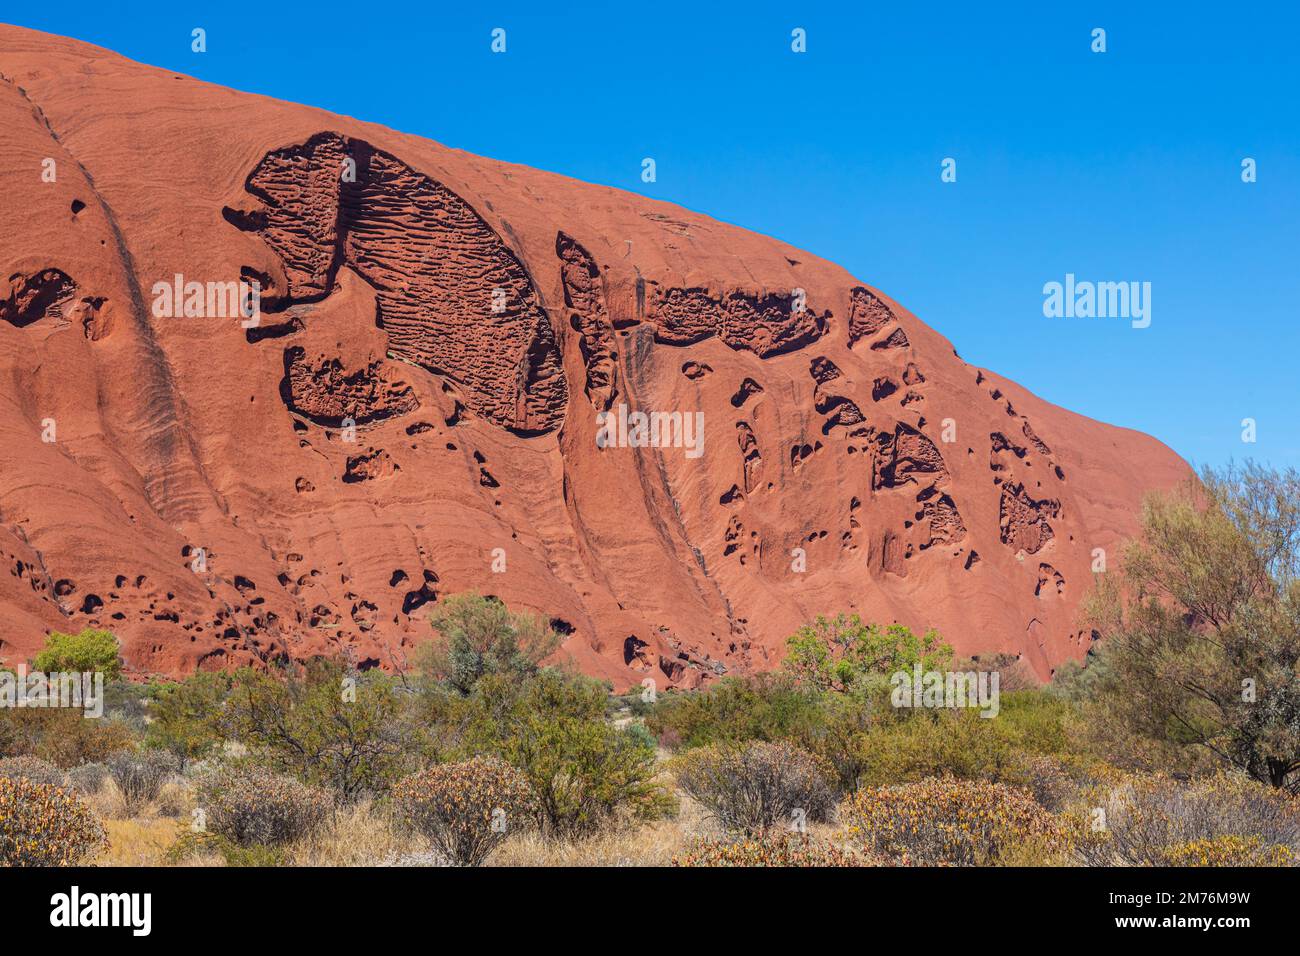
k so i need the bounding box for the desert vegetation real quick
[1,464,1297,867]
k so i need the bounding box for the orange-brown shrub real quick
[0,777,107,866]
[673,833,872,867]
[393,756,536,866]
[844,776,1067,866]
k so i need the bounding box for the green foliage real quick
[850,690,1076,790]
[144,672,231,769]
[1081,462,1300,790]
[32,628,122,681]
[644,673,827,751]
[195,763,330,846]
[0,776,107,866]
[783,614,952,692]
[672,741,837,835]
[393,756,536,866]
[442,670,675,839]
[166,828,288,867]
[221,659,418,804]
[419,592,562,695]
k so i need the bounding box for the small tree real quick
[1083,463,1300,791]
[145,672,231,769]
[221,659,416,803]
[783,614,951,692]
[459,671,674,838]
[32,628,122,680]
[419,593,561,695]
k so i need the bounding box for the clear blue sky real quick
[10,1,1298,470]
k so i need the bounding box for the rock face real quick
[0,26,1189,686]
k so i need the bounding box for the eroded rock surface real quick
[0,26,1192,685]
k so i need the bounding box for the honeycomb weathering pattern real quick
[0,26,1194,687]
[280,346,419,428]
[236,132,567,435]
[556,231,617,410]
[650,286,829,357]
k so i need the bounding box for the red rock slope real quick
[0,26,1189,686]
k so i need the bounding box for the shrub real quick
[1080,464,1300,790]
[0,777,107,865]
[673,741,837,835]
[645,673,827,751]
[419,592,562,695]
[0,755,67,788]
[145,672,231,769]
[166,829,288,867]
[850,691,1075,790]
[107,749,178,814]
[195,764,330,846]
[844,776,1068,866]
[454,670,676,838]
[32,628,122,681]
[66,762,109,795]
[673,833,871,867]
[1162,835,1294,867]
[1077,772,1300,866]
[0,707,134,767]
[221,660,417,803]
[783,615,951,692]
[393,756,536,866]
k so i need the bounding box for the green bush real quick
[107,749,178,814]
[783,615,951,692]
[673,741,836,835]
[849,690,1075,789]
[32,628,122,681]
[419,592,561,695]
[0,754,67,788]
[145,672,231,769]
[195,763,330,846]
[452,670,675,838]
[674,833,870,867]
[393,756,535,866]
[645,673,826,750]
[0,777,107,865]
[845,776,1068,866]
[221,659,418,803]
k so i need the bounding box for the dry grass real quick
[287,802,409,867]
[95,818,182,866]
[488,793,718,867]
[77,760,843,867]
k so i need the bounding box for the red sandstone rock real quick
[0,26,1190,686]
